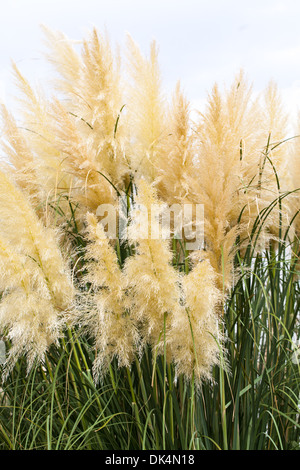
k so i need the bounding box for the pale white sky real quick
[1,0,300,129]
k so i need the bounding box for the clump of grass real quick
[0,27,299,450]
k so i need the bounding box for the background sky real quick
[1,0,300,130]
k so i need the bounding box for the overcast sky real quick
[1,0,300,129]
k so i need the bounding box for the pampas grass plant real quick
[0,27,299,450]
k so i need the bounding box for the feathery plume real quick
[125,35,168,182]
[43,27,130,189]
[77,213,138,382]
[156,81,196,205]
[123,179,181,352]
[0,171,74,375]
[41,25,82,99]
[191,76,245,290]
[190,71,288,290]
[168,256,222,384]
[8,63,73,217]
[260,81,292,238]
[0,104,37,197]
[48,98,116,216]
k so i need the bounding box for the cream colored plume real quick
[168,256,222,384]
[190,74,249,290]
[189,71,291,290]
[123,179,222,382]
[3,63,74,221]
[77,213,138,382]
[123,179,182,352]
[156,81,196,206]
[0,171,74,375]
[0,104,36,196]
[2,28,130,228]
[43,26,130,189]
[125,35,168,182]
